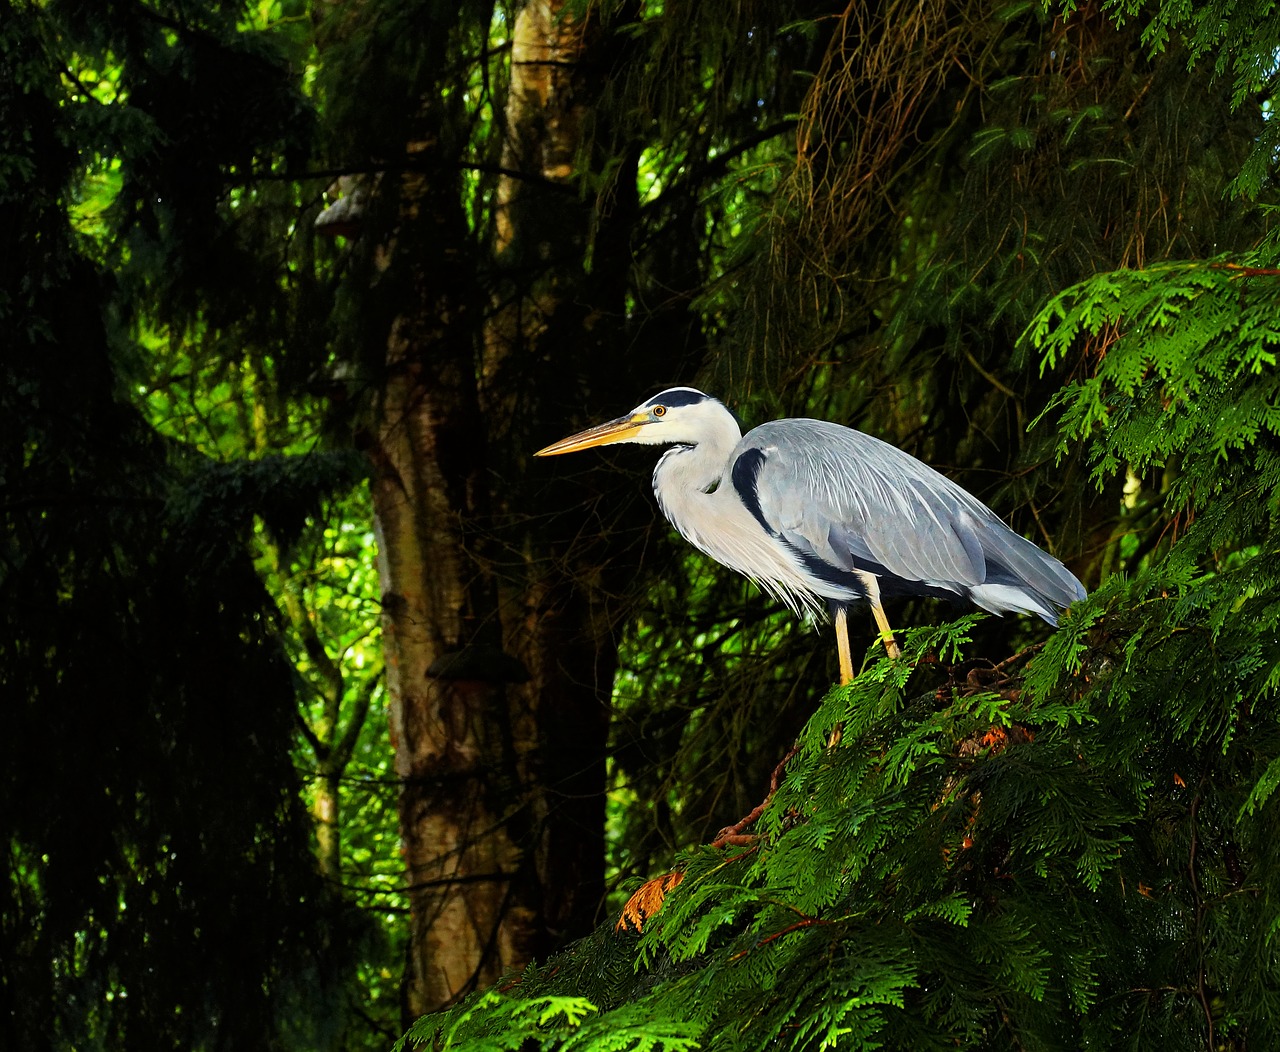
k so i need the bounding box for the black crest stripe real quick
[643,388,709,409]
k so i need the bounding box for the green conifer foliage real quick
[398,543,1280,1050]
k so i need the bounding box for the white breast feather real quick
[653,446,859,618]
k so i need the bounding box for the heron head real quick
[534,388,733,455]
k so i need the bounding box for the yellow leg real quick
[835,605,854,685]
[853,570,901,660]
[870,601,901,660]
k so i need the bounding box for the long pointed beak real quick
[534,413,646,456]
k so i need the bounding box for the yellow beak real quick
[534,413,647,456]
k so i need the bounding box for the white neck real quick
[650,406,742,511]
[650,402,741,540]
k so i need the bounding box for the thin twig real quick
[711,745,799,848]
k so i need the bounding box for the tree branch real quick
[330,663,383,773]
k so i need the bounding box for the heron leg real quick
[834,605,854,685]
[870,602,902,660]
[854,571,901,660]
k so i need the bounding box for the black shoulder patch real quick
[731,447,773,535]
[643,387,710,409]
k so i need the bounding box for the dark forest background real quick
[6,0,1280,1048]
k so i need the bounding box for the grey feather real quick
[742,419,1085,622]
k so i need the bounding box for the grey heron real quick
[535,388,1086,683]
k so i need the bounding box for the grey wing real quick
[739,419,1085,617]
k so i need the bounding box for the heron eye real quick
[653,405,667,417]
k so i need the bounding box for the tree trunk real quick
[371,244,528,1018]
[312,769,342,881]
[368,0,633,1022]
